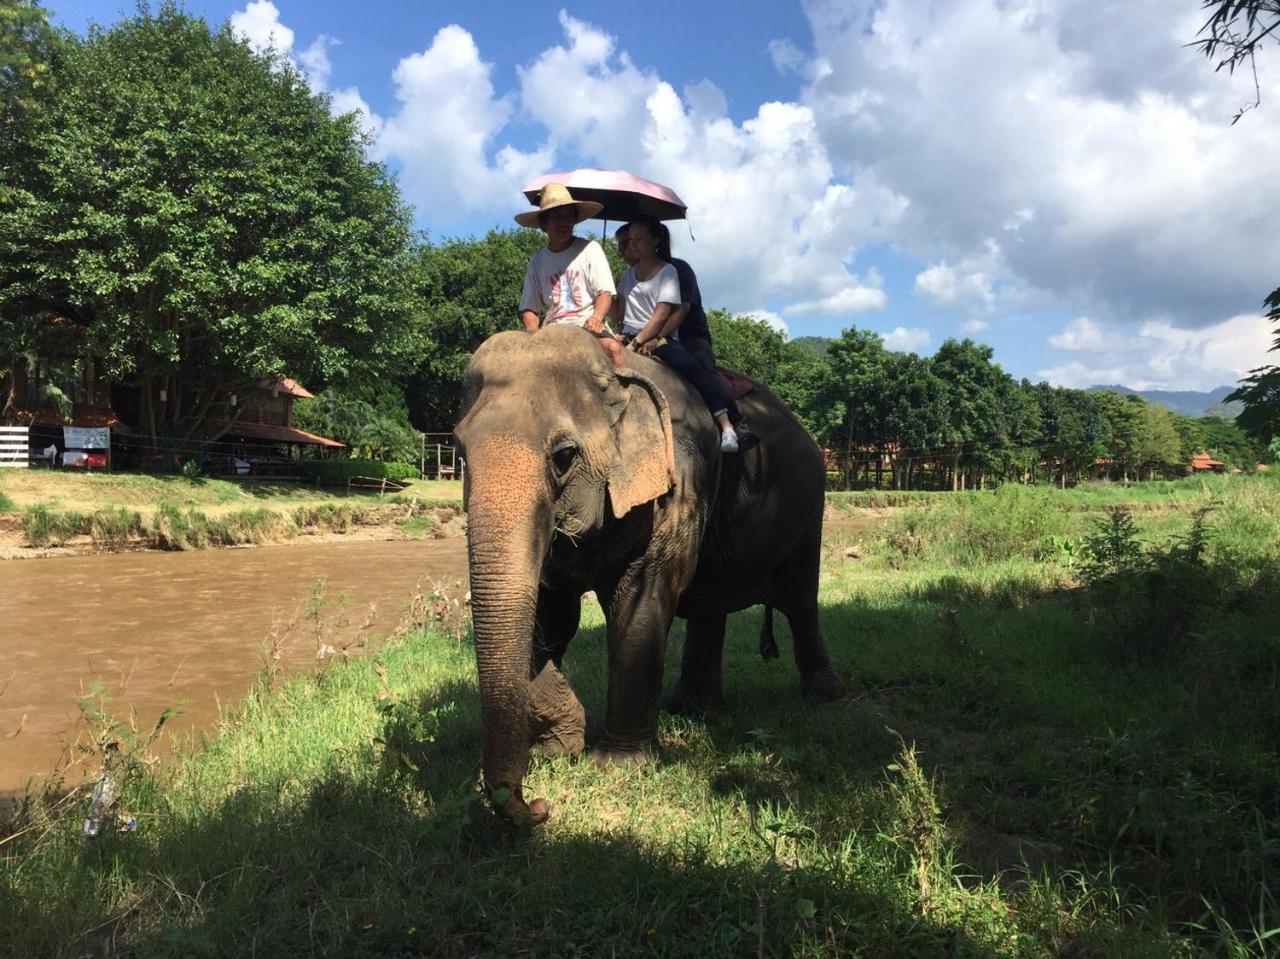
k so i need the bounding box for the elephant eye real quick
[550,443,578,477]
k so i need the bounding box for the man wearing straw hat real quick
[517,183,625,368]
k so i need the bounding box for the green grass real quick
[3,477,1278,956]
[0,487,14,512]
[17,497,463,550]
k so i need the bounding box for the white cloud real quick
[506,14,908,313]
[742,309,789,335]
[224,2,1280,362]
[375,26,549,220]
[297,35,333,89]
[768,38,805,75]
[914,241,1003,311]
[882,326,931,352]
[1037,312,1273,389]
[1047,316,1124,352]
[802,0,1280,328]
[517,11,657,164]
[229,0,293,54]
[783,281,887,316]
[229,3,380,137]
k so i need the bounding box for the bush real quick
[23,506,89,546]
[146,503,291,549]
[300,459,420,487]
[293,503,356,532]
[89,507,144,549]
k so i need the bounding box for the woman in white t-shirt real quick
[612,219,741,453]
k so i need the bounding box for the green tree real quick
[1093,390,1147,482]
[930,338,1009,490]
[823,327,890,486]
[705,310,789,382]
[1226,289,1280,442]
[1133,402,1184,477]
[773,343,842,441]
[403,228,547,432]
[0,3,414,445]
[0,0,59,114]
[1033,385,1106,487]
[990,378,1044,485]
[294,389,418,462]
[1198,414,1266,467]
[880,352,949,488]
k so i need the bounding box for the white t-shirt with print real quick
[519,237,616,326]
[618,263,681,338]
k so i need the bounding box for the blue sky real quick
[48,1,1280,390]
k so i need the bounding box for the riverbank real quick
[3,474,1277,956]
[0,472,466,558]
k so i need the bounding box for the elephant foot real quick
[528,661,586,758]
[487,783,550,826]
[802,665,847,702]
[665,681,724,718]
[588,735,657,770]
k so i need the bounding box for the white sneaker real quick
[720,430,740,453]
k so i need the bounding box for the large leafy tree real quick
[880,352,949,488]
[0,3,414,443]
[1032,385,1106,487]
[1092,390,1148,482]
[930,338,1010,490]
[0,0,59,119]
[404,228,549,432]
[823,327,891,484]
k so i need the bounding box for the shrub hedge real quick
[299,460,420,487]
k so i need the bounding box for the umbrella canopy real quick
[522,168,687,222]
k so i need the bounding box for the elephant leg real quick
[776,527,846,701]
[528,587,585,756]
[591,567,676,763]
[782,605,845,701]
[532,585,581,672]
[667,610,727,716]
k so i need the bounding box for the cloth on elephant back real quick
[716,367,757,401]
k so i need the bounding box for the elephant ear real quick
[605,367,676,520]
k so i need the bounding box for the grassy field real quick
[0,471,464,549]
[2,474,1277,956]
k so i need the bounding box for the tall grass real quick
[0,487,14,512]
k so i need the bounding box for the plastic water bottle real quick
[82,772,118,838]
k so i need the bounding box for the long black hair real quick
[629,216,671,261]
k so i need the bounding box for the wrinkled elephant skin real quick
[454,325,843,823]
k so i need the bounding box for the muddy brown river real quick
[0,539,469,798]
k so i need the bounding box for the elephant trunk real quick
[464,438,553,823]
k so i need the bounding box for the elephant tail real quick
[759,605,780,660]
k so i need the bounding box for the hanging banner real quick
[63,426,110,449]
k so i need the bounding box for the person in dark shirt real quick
[663,257,716,374]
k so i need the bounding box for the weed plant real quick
[22,504,89,545]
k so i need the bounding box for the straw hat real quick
[514,182,604,228]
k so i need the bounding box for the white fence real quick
[0,425,29,468]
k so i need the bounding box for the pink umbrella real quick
[522,168,688,223]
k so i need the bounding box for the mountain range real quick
[1087,385,1242,418]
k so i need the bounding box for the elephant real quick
[453,323,844,824]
